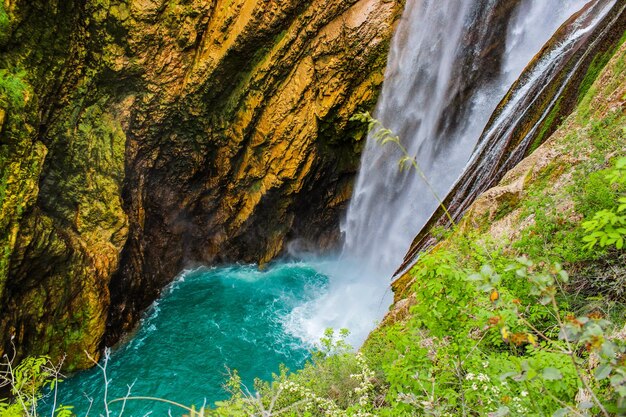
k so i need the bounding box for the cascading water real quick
[287,0,595,347]
[344,0,591,267]
[399,0,620,269]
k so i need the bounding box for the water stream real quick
[44,0,609,415]
[295,0,591,344]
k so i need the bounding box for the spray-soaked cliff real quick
[399,0,626,272]
[0,0,402,369]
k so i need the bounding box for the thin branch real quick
[117,380,136,417]
[49,355,66,417]
[357,112,457,228]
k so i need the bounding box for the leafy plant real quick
[0,347,68,417]
[582,157,626,250]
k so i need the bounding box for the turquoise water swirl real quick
[41,262,328,416]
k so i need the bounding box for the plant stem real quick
[551,297,610,417]
[396,139,457,227]
[358,112,457,228]
[108,396,195,413]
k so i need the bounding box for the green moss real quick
[0,3,9,44]
[491,193,521,222]
[249,180,262,193]
[0,69,29,109]
[578,31,626,106]
[109,3,130,21]
[529,97,562,154]
[578,40,626,124]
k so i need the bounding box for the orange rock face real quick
[0,0,403,367]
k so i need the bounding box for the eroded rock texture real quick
[0,0,403,368]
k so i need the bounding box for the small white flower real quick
[477,373,490,382]
[521,390,528,397]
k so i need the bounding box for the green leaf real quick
[595,363,612,380]
[601,341,617,357]
[490,274,502,285]
[466,273,483,282]
[542,367,563,381]
[539,295,552,305]
[610,373,626,387]
[552,408,569,417]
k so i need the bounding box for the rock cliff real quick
[0,0,403,369]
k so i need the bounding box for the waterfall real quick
[342,0,591,272]
[286,0,601,347]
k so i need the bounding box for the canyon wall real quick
[0,0,403,369]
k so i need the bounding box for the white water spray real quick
[286,0,603,347]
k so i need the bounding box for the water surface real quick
[43,263,327,416]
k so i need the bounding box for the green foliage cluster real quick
[359,249,625,416]
[0,355,71,417]
[209,329,379,417]
[511,118,625,265]
[582,157,626,250]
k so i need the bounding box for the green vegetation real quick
[577,32,626,106]
[582,158,626,250]
[0,354,70,417]
[0,3,10,45]
[529,97,562,154]
[0,70,28,110]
